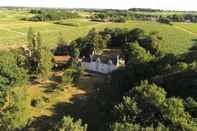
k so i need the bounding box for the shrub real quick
[53,116,87,131]
[61,67,81,85]
[31,98,45,108]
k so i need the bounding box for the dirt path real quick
[173,25,197,37]
[0,27,26,36]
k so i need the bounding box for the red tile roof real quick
[53,55,71,62]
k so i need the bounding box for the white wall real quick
[82,62,116,74]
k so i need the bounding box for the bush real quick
[0,51,28,89]
[31,98,45,108]
[61,67,81,85]
[56,83,66,92]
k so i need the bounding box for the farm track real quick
[173,25,197,37]
[0,27,26,36]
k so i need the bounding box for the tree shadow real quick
[181,38,197,63]
[50,93,105,131]
[26,72,107,131]
[25,115,56,131]
[26,94,104,131]
[190,39,197,51]
[41,82,59,93]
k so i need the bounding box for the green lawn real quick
[0,9,197,54]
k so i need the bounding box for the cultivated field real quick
[0,9,197,54]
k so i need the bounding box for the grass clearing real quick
[29,72,102,117]
[27,71,105,130]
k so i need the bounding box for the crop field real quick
[174,23,197,35]
[0,10,197,54]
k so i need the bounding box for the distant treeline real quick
[23,9,80,21]
[90,11,127,23]
[128,8,163,12]
[91,10,197,23]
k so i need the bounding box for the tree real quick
[70,48,80,59]
[123,42,155,65]
[112,81,197,130]
[111,122,169,131]
[27,27,34,49]
[0,86,32,130]
[138,31,162,55]
[37,47,53,79]
[25,29,53,79]
[127,28,144,42]
[185,97,197,118]
[0,51,31,131]
[92,33,107,54]
[158,17,171,25]
[0,51,28,90]
[74,28,107,56]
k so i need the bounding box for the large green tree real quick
[113,81,197,130]
[0,86,32,131]
[26,28,53,79]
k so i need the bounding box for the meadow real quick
[0,9,197,54]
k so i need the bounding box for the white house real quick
[81,55,124,74]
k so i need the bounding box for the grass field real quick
[0,9,197,54]
[28,72,105,130]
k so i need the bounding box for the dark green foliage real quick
[70,48,80,58]
[167,14,185,22]
[126,42,155,65]
[28,9,80,21]
[31,98,45,108]
[90,9,197,23]
[111,122,169,131]
[91,12,127,23]
[100,28,128,47]
[54,43,71,56]
[129,8,162,12]
[38,47,53,79]
[185,97,197,118]
[25,28,53,79]
[72,28,107,56]
[0,86,32,131]
[98,27,162,53]
[112,81,197,130]
[158,17,171,25]
[61,67,82,85]
[0,50,31,130]
[0,51,28,90]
